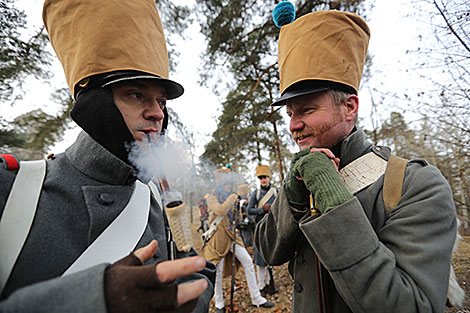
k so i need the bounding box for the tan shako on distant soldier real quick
[255,2,462,313]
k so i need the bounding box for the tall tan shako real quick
[272,3,370,105]
[42,0,183,100]
[256,164,271,177]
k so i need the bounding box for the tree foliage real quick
[197,0,369,182]
[1,88,74,160]
[0,0,192,158]
[0,0,51,103]
[363,0,470,233]
[408,0,470,232]
[155,0,192,70]
[0,0,57,157]
[413,0,470,147]
[366,110,470,234]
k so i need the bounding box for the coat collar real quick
[65,131,136,185]
[339,128,373,168]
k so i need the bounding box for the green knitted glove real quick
[284,148,311,208]
[294,151,353,214]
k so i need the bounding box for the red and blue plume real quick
[273,1,295,28]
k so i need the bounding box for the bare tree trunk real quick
[270,107,285,182]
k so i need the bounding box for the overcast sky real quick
[10,0,430,157]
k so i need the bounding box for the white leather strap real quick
[339,152,388,195]
[0,160,46,294]
[258,187,276,208]
[63,181,150,276]
[201,214,224,245]
[148,181,163,210]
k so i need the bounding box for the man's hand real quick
[105,240,208,313]
[309,147,340,172]
[284,148,311,208]
[262,203,271,212]
[294,151,352,214]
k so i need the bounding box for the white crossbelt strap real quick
[148,181,163,210]
[201,214,224,245]
[0,160,46,294]
[258,187,276,208]
[63,181,150,276]
[339,152,388,195]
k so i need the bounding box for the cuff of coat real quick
[5,263,108,312]
[274,186,305,239]
[299,197,379,271]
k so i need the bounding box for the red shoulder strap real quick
[0,154,20,170]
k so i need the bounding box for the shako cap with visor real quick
[256,164,271,178]
[42,0,183,100]
[272,8,370,106]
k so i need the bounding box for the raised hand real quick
[105,240,208,313]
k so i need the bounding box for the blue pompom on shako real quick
[273,1,295,28]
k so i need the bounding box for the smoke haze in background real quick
[127,135,250,205]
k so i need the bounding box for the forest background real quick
[1,0,469,237]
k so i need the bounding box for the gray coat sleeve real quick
[254,187,304,265]
[299,163,457,313]
[247,191,262,216]
[0,264,108,313]
[0,263,214,313]
[175,272,214,313]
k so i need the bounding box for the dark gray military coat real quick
[0,131,214,312]
[255,129,457,313]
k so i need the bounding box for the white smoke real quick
[127,134,250,206]
[127,134,190,186]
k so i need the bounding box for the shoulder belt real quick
[381,155,465,307]
[63,180,150,275]
[148,181,163,210]
[339,152,388,195]
[0,160,46,295]
[338,152,408,212]
[258,187,276,208]
[201,215,224,246]
[0,159,153,283]
[383,155,408,214]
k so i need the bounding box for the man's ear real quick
[344,94,359,122]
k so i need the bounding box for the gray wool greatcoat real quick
[254,129,457,313]
[0,131,214,312]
